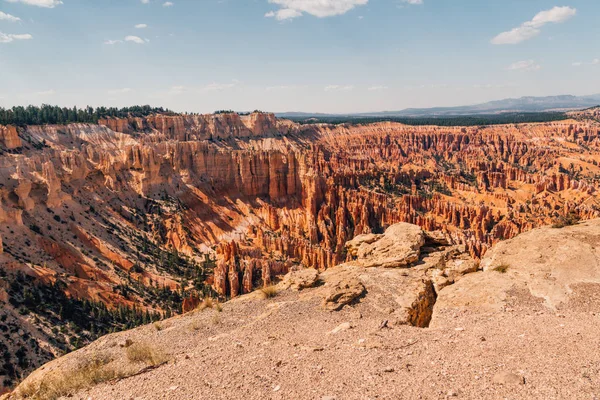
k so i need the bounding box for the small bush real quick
[493,264,510,273]
[552,213,580,229]
[126,342,168,367]
[259,285,278,299]
[215,302,222,312]
[153,322,163,331]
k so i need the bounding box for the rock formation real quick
[0,125,21,149]
[2,112,600,391]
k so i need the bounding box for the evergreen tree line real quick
[0,104,171,126]
[288,112,569,127]
[7,272,162,341]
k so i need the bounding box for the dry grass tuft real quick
[215,302,223,312]
[16,355,122,400]
[203,297,214,309]
[15,345,169,399]
[493,263,510,274]
[153,321,163,331]
[259,285,278,299]
[190,319,203,331]
[126,342,169,367]
[195,297,214,312]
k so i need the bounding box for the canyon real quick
[1,111,600,392]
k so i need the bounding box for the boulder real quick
[322,277,365,311]
[280,268,319,291]
[346,223,425,268]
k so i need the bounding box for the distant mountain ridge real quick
[277,94,600,118]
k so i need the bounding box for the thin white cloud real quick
[419,83,448,89]
[163,1,174,6]
[266,84,305,91]
[135,23,148,29]
[325,84,354,91]
[201,80,239,92]
[105,36,148,45]
[573,58,600,67]
[0,11,21,22]
[401,0,423,4]
[265,9,302,20]
[368,85,389,91]
[507,60,541,71]
[265,0,368,20]
[492,6,576,45]
[141,0,150,3]
[169,85,186,95]
[125,35,146,44]
[0,32,32,43]
[5,0,62,7]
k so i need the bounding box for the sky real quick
[0,0,598,113]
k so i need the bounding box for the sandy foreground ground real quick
[56,288,600,400]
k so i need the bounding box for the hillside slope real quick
[7,220,600,400]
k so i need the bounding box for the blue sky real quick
[0,0,598,113]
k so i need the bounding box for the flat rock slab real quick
[318,265,435,327]
[492,371,525,385]
[432,220,600,327]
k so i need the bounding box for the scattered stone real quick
[492,371,525,385]
[322,278,365,311]
[328,322,352,335]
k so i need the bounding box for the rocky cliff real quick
[1,112,600,391]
